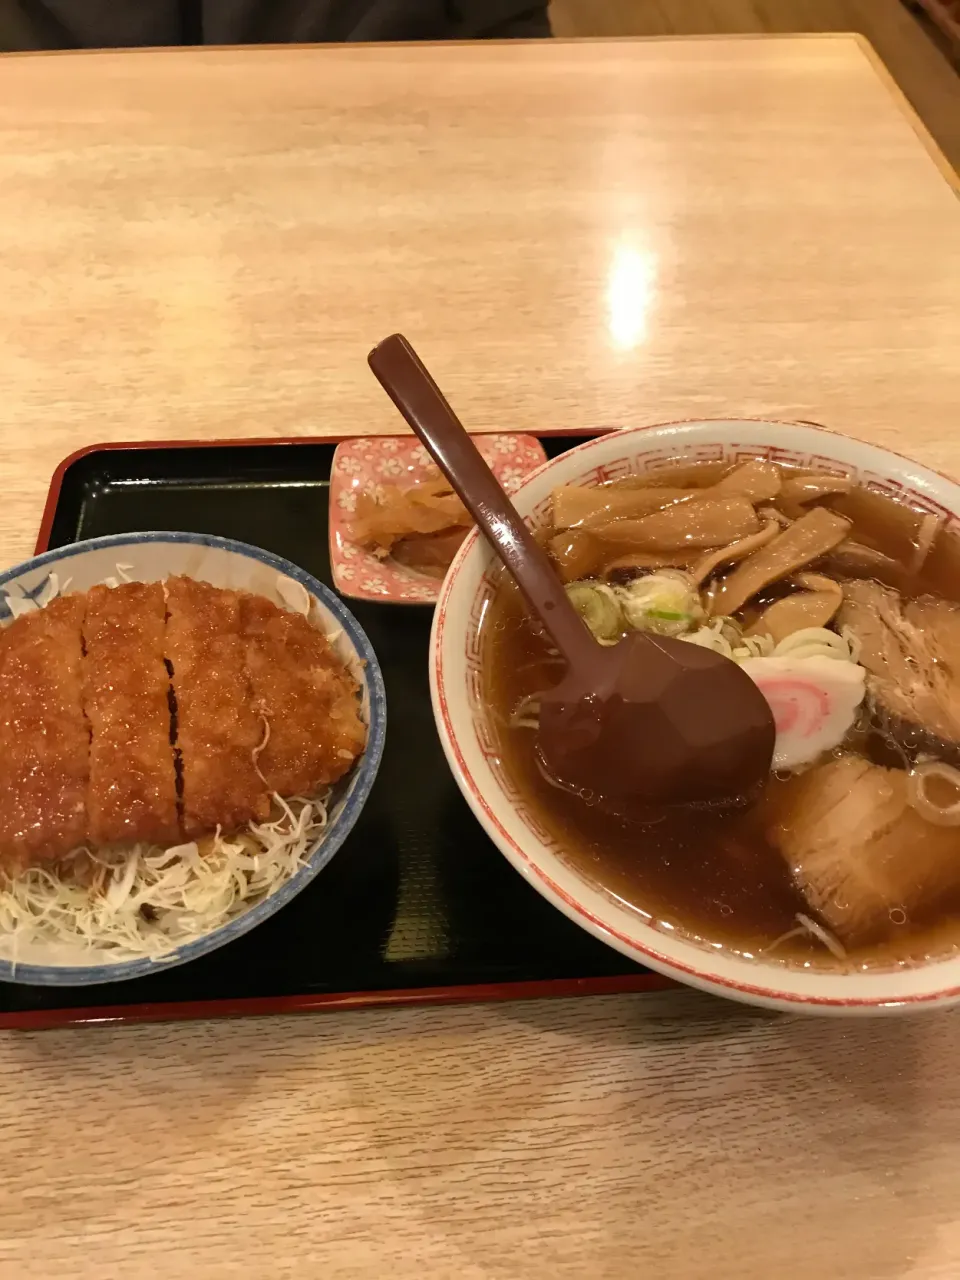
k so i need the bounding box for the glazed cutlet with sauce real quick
[83,582,180,846]
[165,576,270,838]
[241,593,365,796]
[0,595,89,862]
[0,577,365,864]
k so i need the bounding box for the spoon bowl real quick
[538,629,775,807]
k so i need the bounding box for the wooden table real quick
[1,34,959,1280]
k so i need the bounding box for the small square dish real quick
[329,433,548,603]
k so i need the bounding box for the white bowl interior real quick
[0,534,380,977]
[432,421,960,1012]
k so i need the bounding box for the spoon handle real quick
[368,333,597,668]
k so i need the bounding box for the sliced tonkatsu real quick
[0,595,89,862]
[164,576,271,838]
[0,577,366,864]
[241,593,365,797]
[83,582,180,846]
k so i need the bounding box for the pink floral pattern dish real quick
[329,434,548,604]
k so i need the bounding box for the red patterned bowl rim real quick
[431,418,960,1013]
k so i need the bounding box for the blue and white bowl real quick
[0,531,386,986]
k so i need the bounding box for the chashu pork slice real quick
[766,755,960,941]
[838,580,960,751]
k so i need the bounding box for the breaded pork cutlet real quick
[0,595,89,862]
[241,593,366,797]
[83,582,180,846]
[0,577,367,864]
[165,576,270,838]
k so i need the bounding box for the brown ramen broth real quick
[479,457,960,971]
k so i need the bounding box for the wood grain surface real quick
[1,36,960,1280]
[5,989,960,1280]
[548,0,960,172]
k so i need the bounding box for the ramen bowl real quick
[0,532,386,986]
[430,419,960,1014]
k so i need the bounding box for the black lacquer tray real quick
[0,432,670,1029]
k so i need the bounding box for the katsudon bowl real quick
[432,419,960,1015]
[0,531,386,986]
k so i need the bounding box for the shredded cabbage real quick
[0,793,330,966]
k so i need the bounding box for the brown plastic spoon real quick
[368,333,775,807]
